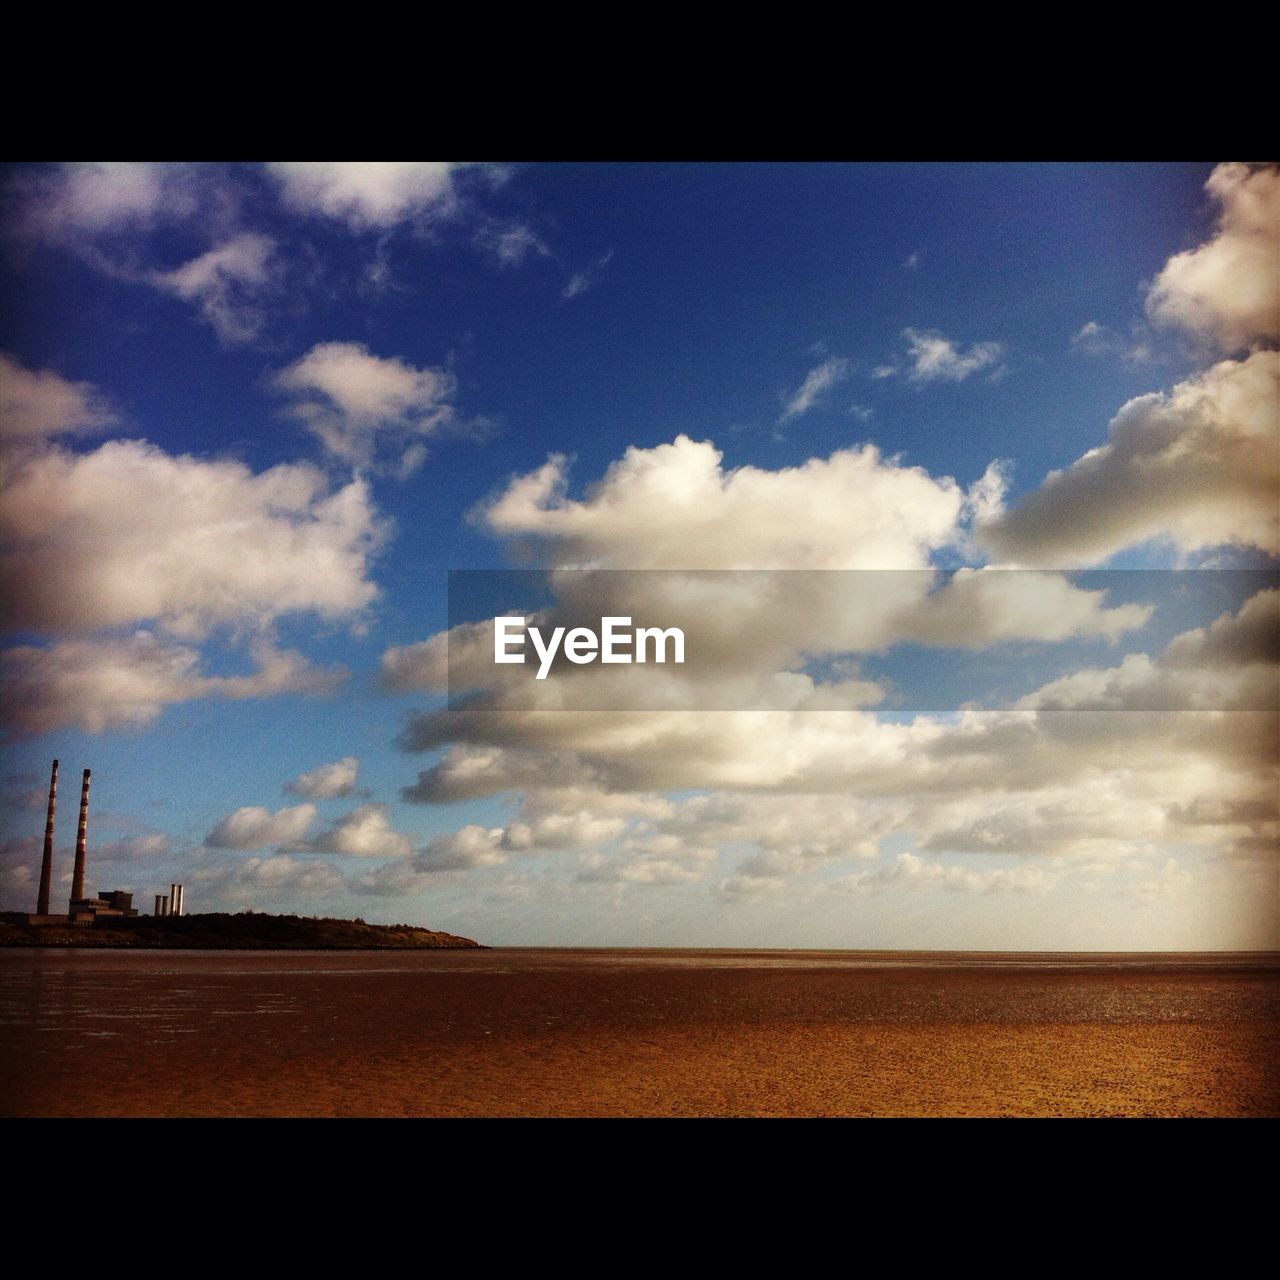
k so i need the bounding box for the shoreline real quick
[0,911,482,950]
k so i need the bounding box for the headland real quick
[0,910,482,950]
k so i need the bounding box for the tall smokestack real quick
[70,768,90,904]
[36,759,58,915]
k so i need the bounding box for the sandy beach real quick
[2,949,1276,1118]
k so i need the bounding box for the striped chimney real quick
[36,759,58,915]
[70,768,90,904]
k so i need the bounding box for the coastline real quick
[0,911,482,950]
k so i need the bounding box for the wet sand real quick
[2,949,1276,1117]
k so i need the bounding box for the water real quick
[2,949,1277,1116]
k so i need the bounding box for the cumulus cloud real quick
[1146,163,1280,352]
[350,788,650,894]
[0,353,118,442]
[877,329,1005,383]
[417,824,509,871]
[6,162,205,244]
[1163,588,1280,671]
[778,357,850,423]
[0,635,343,735]
[196,854,345,905]
[1019,589,1279,713]
[305,803,412,859]
[2,164,277,342]
[150,232,277,345]
[204,803,316,851]
[284,756,360,800]
[978,351,1279,565]
[840,851,1058,895]
[1,439,384,638]
[479,435,970,570]
[578,847,704,886]
[386,582,1276,924]
[1070,321,1151,362]
[92,833,173,862]
[265,162,470,231]
[350,826,513,892]
[389,438,1148,725]
[274,341,459,469]
[0,427,378,736]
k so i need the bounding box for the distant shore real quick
[0,911,482,950]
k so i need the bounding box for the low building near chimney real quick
[67,890,139,926]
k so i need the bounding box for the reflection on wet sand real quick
[2,949,1276,1117]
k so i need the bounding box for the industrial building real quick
[27,759,182,926]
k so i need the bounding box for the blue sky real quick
[1,162,1276,948]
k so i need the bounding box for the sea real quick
[2,948,1277,1117]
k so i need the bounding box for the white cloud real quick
[150,233,277,345]
[284,756,360,800]
[778,357,850,423]
[7,162,203,243]
[265,162,468,231]
[1,439,384,638]
[715,871,788,900]
[380,636,445,693]
[1163,587,1279,671]
[502,807,628,852]
[0,634,343,735]
[394,443,1146,726]
[1146,163,1280,352]
[196,854,345,905]
[562,249,614,300]
[204,803,316,851]
[274,341,458,467]
[578,849,703,886]
[889,568,1151,647]
[3,164,272,341]
[418,824,509,871]
[389,583,1276,925]
[92,833,172,862]
[0,353,118,441]
[840,851,1059,895]
[1070,321,1150,362]
[479,435,969,570]
[978,351,1280,565]
[661,793,882,864]
[1018,589,1279,713]
[474,220,551,267]
[349,859,434,896]
[306,803,412,859]
[899,328,1005,382]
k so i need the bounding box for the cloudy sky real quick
[1,161,1276,949]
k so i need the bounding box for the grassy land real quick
[0,910,481,950]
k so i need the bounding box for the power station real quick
[27,759,183,927]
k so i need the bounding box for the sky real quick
[0,160,1276,949]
